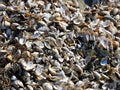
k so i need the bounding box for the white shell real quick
[33,41,44,49]
[25,41,32,49]
[0,3,6,10]
[93,71,102,80]
[13,80,24,88]
[43,83,53,90]
[19,38,26,45]
[11,75,17,81]
[19,59,35,71]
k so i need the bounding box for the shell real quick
[2,21,11,29]
[43,83,53,90]
[19,38,26,45]
[35,65,42,79]
[27,85,34,90]
[100,57,108,66]
[93,71,102,80]
[33,40,44,49]
[19,59,35,71]
[12,80,24,88]
[11,76,17,81]
[0,3,6,10]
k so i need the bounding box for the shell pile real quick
[0,0,120,90]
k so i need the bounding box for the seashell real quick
[0,50,7,56]
[25,41,33,49]
[35,57,42,63]
[58,57,64,63]
[5,63,11,70]
[6,5,16,11]
[35,65,42,79]
[111,8,119,15]
[112,40,119,50]
[4,21,10,27]
[48,66,59,76]
[38,26,49,32]
[93,71,102,80]
[104,15,117,25]
[19,38,26,45]
[75,64,83,75]
[114,14,120,20]
[27,85,34,90]
[106,23,118,35]
[0,3,6,10]
[101,73,110,80]
[115,72,120,79]
[11,23,20,28]
[76,80,84,87]
[33,40,44,49]
[102,83,109,90]
[31,31,41,39]
[45,3,51,11]
[115,48,120,62]
[55,16,64,21]
[11,76,17,81]
[53,85,63,90]
[43,82,53,90]
[47,37,57,47]
[85,56,92,64]
[6,29,12,38]
[37,0,45,6]
[12,80,24,88]
[100,57,108,66]
[0,16,3,23]
[22,71,31,83]
[31,52,39,58]
[14,51,23,61]
[26,0,37,8]
[56,38,64,47]
[67,3,77,12]
[63,80,75,90]
[48,74,63,81]
[1,21,11,29]
[10,87,16,90]
[19,59,35,71]
[18,88,24,90]
[44,42,51,49]
[99,38,109,49]
[7,54,13,61]
[22,51,31,58]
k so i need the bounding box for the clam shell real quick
[0,3,6,10]
[43,83,53,90]
[25,41,33,49]
[35,65,42,76]
[11,76,17,81]
[44,42,51,49]
[19,59,35,71]
[2,21,11,29]
[12,80,24,88]
[19,38,26,45]
[93,71,102,80]
[100,57,108,66]
[27,85,34,90]
[33,40,44,49]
